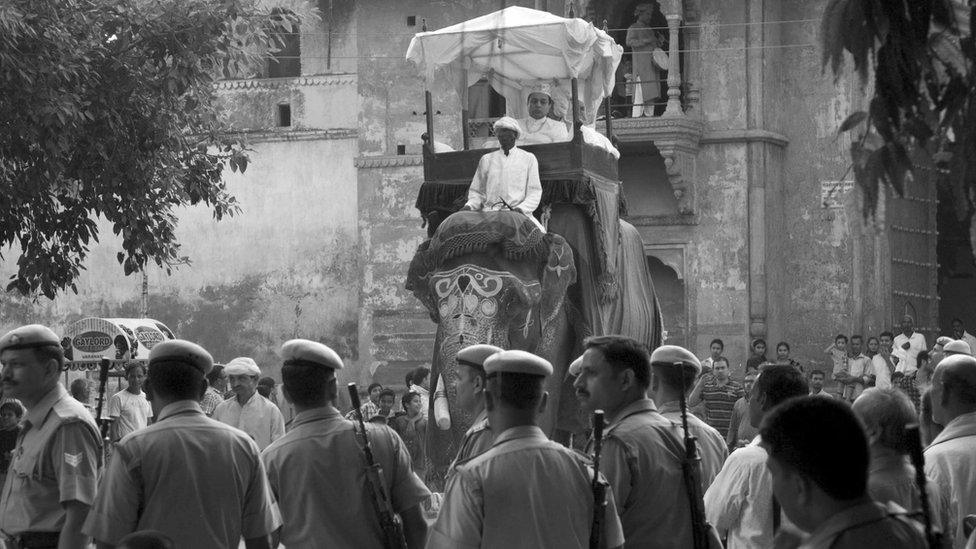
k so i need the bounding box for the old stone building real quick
[0,0,952,386]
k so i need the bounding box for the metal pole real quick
[425,90,435,151]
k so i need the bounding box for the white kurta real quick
[212,392,285,451]
[925,411,976,548]
[872,353,894,389]
[466,147,543,220]
[517,116,570,145]
[892,332,927,373]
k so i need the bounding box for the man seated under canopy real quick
[517,83,570,145]
[462,117,545,232]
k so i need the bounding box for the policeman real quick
[761,396,927,548]
[428,349,625,549]
[445,344,503,482]
[83,340,280,548]
[0,324,100,549]
[572,335,698,548]
[260,339,430,549]
[648,345,729,487]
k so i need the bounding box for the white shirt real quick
[704,436,790,549]
[213,392,285,451]
[892,332,927,373]
[925,411,976,548]
[516,116,569,145]
[871,354,894,389]
[107,389,153,440]
[465,147,542,217]
[961,332,976,357]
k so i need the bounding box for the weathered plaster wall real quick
[0,137,361,380]
[765,0,881,368]
[675,0,754,369]
[216,76,358,131]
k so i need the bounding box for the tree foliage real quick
[821,0,973,224]
[0,0,308,298]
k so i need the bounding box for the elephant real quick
[406,201,664,488]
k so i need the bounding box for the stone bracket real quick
[612,116,704,214]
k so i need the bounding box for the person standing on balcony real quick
[626,3,663,117]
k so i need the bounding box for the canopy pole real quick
[571,77,582,144]
[460,68,470,150]
[425,90,435,152]
[604,96,613,141]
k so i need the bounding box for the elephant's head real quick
[405,210,576,483]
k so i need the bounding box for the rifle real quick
[94,357,112,442]
[679,365,714,549]
[590,410,608,549]
[906,423,942,549]
[348,383,408,549]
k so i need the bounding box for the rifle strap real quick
[772,496,781,532]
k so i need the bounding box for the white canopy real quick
[405,6,623,120]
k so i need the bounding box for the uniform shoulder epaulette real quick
[52,395,99,430]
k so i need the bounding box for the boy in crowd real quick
[345,381,383,420]
[702,338,724,375]
[835,335,871,402]
[824,334,849,396]
[391,391,427,479]
[369,388,397,423]
[808,370,833,397]
[107,362,153,443]
[871,332,897,389]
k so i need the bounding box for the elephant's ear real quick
[539,234,577,335]
[406,239,439,323]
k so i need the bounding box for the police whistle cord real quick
[679,365,715,549]
[94,357,112,443]
[590,410,607,549]
[906,423,941,549]
[348,383,408,549]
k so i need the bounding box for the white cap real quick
[224,357,261,377]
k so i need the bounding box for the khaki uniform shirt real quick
[82,400,279,548]
[797,501,926,549]
[596,399,699,549]
[445,408,493,485]
[657,401,729,489]
[261,407,430,549]
[0,383,100,536]
[427,425,624,549]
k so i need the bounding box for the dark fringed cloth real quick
[415,174,625,301]
[427,211,548,268]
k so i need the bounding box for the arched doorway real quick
[646,255,686,345]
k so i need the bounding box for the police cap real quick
[567,355,584,377]
[0,324,62,354]
[281,339,343,371]
[457,344,504,371]
[148,340,213,375]
[483,350,553,378]
[649,345,702,376]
